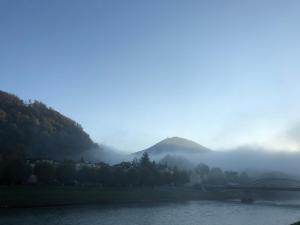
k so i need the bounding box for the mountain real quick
[0,90,96,159]
[133,137,211,157]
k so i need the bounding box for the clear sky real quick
[1,0,300,152]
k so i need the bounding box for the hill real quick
[133,137,211,157]
[0,90,96,159]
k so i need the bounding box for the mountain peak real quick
[134,137,211,156]
[160,136,200,145]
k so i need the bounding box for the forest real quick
[0,90,95,160]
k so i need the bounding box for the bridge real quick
[203,178,300,202]
[205,178,300,192]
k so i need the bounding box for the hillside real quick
[134,137,211,157]
[0,90,96,159]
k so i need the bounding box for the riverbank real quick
[0,186,238,208]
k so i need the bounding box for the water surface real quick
[1,200,300,225]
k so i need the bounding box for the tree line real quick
[0,151,190,187]
[193,162,250,186]
[0,146,250,188]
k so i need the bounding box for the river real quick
[1,200,300,225]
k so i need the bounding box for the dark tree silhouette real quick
[34,162,55,184]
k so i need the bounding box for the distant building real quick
[26,158,60,168]
[26,158,105,171]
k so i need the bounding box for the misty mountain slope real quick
[0,90,96,159]
[133,137,211,158]
[76,144,130,165]
[159,154,194,170]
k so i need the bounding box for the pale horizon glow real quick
[1,1,300,153]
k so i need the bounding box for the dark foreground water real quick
[1,200,300,225]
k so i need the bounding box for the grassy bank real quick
[0,186,238,208]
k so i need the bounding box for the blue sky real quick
[1,0,300,152]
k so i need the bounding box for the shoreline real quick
[0,186,238,209]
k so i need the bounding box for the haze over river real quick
[1,200,300,225]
